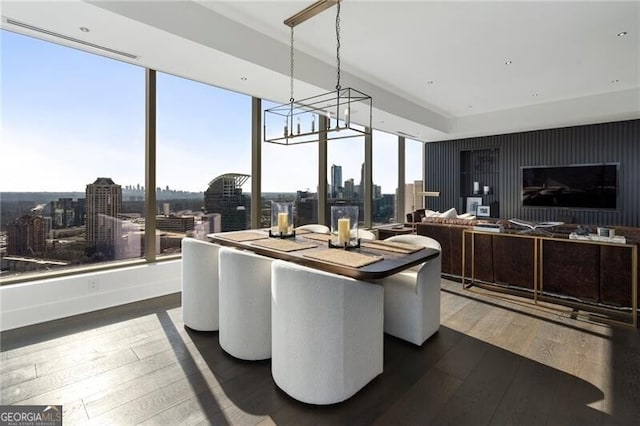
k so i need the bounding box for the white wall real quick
[0,260,181,331]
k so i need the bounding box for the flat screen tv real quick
[522,164,618,209]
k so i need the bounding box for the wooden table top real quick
[207,230,440,280]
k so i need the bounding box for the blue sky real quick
[1,30,423,194]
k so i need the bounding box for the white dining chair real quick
[271,259,384,405]
[181,238,220,331]
[295,224,330,234]
[378,234,442,346]
[352,229,377,241]
[218,246,273,360]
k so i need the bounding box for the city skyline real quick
[1,29,423,195]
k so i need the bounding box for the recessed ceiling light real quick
[617,31,627,37]
[240,77,247,81]
[80,27,90,33]
[505,60,512,65]
[426,80,434,85]
[611,79,620,83]
[532,93,540,97]
[467,105,473,109]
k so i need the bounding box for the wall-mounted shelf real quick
[460,148,500,217]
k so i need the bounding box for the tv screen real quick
[522,164,617,209]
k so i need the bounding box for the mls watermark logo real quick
[0,405,62,426]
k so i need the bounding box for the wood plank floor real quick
[1,279,639,425]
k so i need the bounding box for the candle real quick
[278,212,289,234]
[338,217,350,244]
[473,181,480,193]
[483,185,490,195]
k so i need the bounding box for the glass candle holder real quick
[270,201,294,237]
[330,205,359,247]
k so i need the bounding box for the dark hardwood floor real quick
[1,279,639,425]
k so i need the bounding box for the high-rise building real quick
[373,194,396,224]
[295,190,318,225]
[343,178,355,200]
[191,213,221,239]
[155,215,195,233]
[404,180,424,214]
[373,184,382,200]
[6,214,46,256]
[204,173,250,232]
[50,198,85,229]
[330,164,342,198]
[86,177,122,259]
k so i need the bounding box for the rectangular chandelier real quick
[264,87,372,145]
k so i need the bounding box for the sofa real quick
[415,218,640,311]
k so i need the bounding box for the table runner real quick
[303,249,383,268]
[215,231,269,242]
[251,239,317,252]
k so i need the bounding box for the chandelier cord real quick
[335,0,341,92]
[289,25,295,103]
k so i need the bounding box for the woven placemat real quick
[304,249,383,268]
[251,238,317,252]
[303,233,333,242]
[362,240,423,254]
[217,231,268,242]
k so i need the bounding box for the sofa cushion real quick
[457,213,476,220]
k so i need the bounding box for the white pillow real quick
[424,209,440,217]
[457,213,474,219]
[439,208,458,218]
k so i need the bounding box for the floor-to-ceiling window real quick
[406,139,425,212]
[261,101,318,228]
[0,30,145,279]
[327,134,365,227]
[372,130,399,225]
[156,73,251,251]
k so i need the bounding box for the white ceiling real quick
[2,0,639,142]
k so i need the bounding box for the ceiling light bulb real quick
[617,31,627,37]
[240,77,247,81]
[505,60,512,65]
[611,79,620,83]
[532,93,540,97]
[80,27,90,33]
[426,80,434,85]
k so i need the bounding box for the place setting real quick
[303,205,383,268]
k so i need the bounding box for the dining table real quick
[207,228,440,280]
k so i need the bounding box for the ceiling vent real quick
[3,17,139,60]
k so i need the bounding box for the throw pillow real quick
[439,208,458,218]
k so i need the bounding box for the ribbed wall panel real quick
[424,119,640,226]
